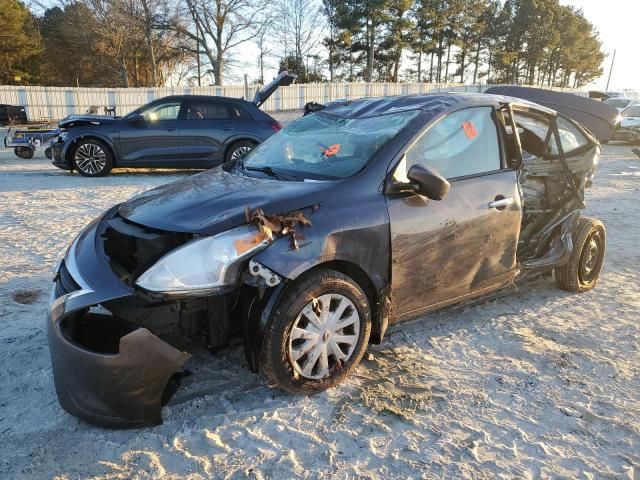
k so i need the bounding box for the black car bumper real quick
[51,142,71,170]
[47,210,191,428]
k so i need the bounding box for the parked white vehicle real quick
[612,104,640,144]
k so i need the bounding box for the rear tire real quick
[71,139,113,177]
[225,140,256,164]
[555,217,606,293]
[260,268,371,395]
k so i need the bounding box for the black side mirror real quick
[128,114,145,125]
[407,165,451,200]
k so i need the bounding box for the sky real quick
[559,0,640,92]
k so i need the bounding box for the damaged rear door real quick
[386,106,522,319]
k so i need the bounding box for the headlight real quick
[59,131,69,142]
[136,225,269,294]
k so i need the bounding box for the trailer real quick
[4,124,59,159]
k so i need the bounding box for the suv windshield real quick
[604,98,633,109]
[242,111,418,180]
[622,106,640,117]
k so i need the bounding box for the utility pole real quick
[606,49,616,91]
[196,27,201,87]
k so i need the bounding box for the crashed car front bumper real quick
[47,211,191,428]
[50,142,71,170]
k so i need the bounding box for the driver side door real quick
[119,99,183,166]
[386,106,523,320]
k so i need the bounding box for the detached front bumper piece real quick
[47,213,191,428]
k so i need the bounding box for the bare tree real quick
[171,0,259,85]
[253,12,275,84]
[274,0,323,67]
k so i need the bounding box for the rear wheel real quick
[71,139,113,177]
[555,217,606,292]
[225,140,256,163]
[260,269,371,394]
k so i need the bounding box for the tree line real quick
[0,0,605,88]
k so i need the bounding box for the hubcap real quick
[75,143,106,174]
[230,145,253,162]
[288,294,361,380]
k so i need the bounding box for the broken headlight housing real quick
[136,225,269,295]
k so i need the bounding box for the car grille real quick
[103,213,192,285]
[55,261,81,298]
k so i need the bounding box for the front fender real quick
[61,130,118,163]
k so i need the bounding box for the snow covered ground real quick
[0,123,639,478]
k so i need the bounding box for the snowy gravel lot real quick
[0,117,639,479]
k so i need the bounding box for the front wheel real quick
[71,139,113,177]
[555,217,606,292]
[260,269,371,394]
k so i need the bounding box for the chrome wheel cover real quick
[288,294,360,380]
[230,145,253,162]
[74,143,107,174]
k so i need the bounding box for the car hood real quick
[118,167,334,234]
[59,115,119,128]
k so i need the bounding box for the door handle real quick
[220,127,234,131]
[167,128,177,132]
[488,197,514,210]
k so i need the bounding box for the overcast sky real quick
[560,0,639,92]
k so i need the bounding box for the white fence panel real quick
[0,83,582,122]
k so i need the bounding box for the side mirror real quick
[407,165,451,200]
[128,113,145,125]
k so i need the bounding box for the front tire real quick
[555,217,606,292]
[260,269,371,394]
[71,139,113,177]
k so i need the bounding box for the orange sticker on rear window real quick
[462,121,478,140]
[323,144,341,157]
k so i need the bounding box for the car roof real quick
[150,95,253,105]
[322,93,556,119]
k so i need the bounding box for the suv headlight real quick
[59,131,69,142]
[136,226,269,295]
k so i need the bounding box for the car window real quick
[229,104,251,119]
[405,107,501,179]
[141,101,181,122]
[186,102,230,120]
[513,112,551,159]
[549,117,589,155]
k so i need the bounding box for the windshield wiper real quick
[243,165,301,181]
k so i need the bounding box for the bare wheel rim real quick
[579,230,603,283]
[230,145,253,162]
[288,293,361,380]
[75,143,107,174]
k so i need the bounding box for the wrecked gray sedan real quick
[48,91,614,428]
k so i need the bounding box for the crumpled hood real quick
[59,115,119,128]
[118,167,334,234]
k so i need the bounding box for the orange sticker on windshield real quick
[462,121,478,140]
[323,144,341,157]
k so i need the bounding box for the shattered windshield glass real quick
[242,111,418,180]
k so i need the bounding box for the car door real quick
[119,99,182,166]
[386,106,522,320]
[178,100,237,167]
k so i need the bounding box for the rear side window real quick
[513,112,552,159]
[550,117,589,155]
[186,102,230,120]
[229,104,251,119]
[406,107,501,179]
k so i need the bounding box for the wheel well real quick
[301,260,384,342]
[66,136,116,165]
[224,138,259,159]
